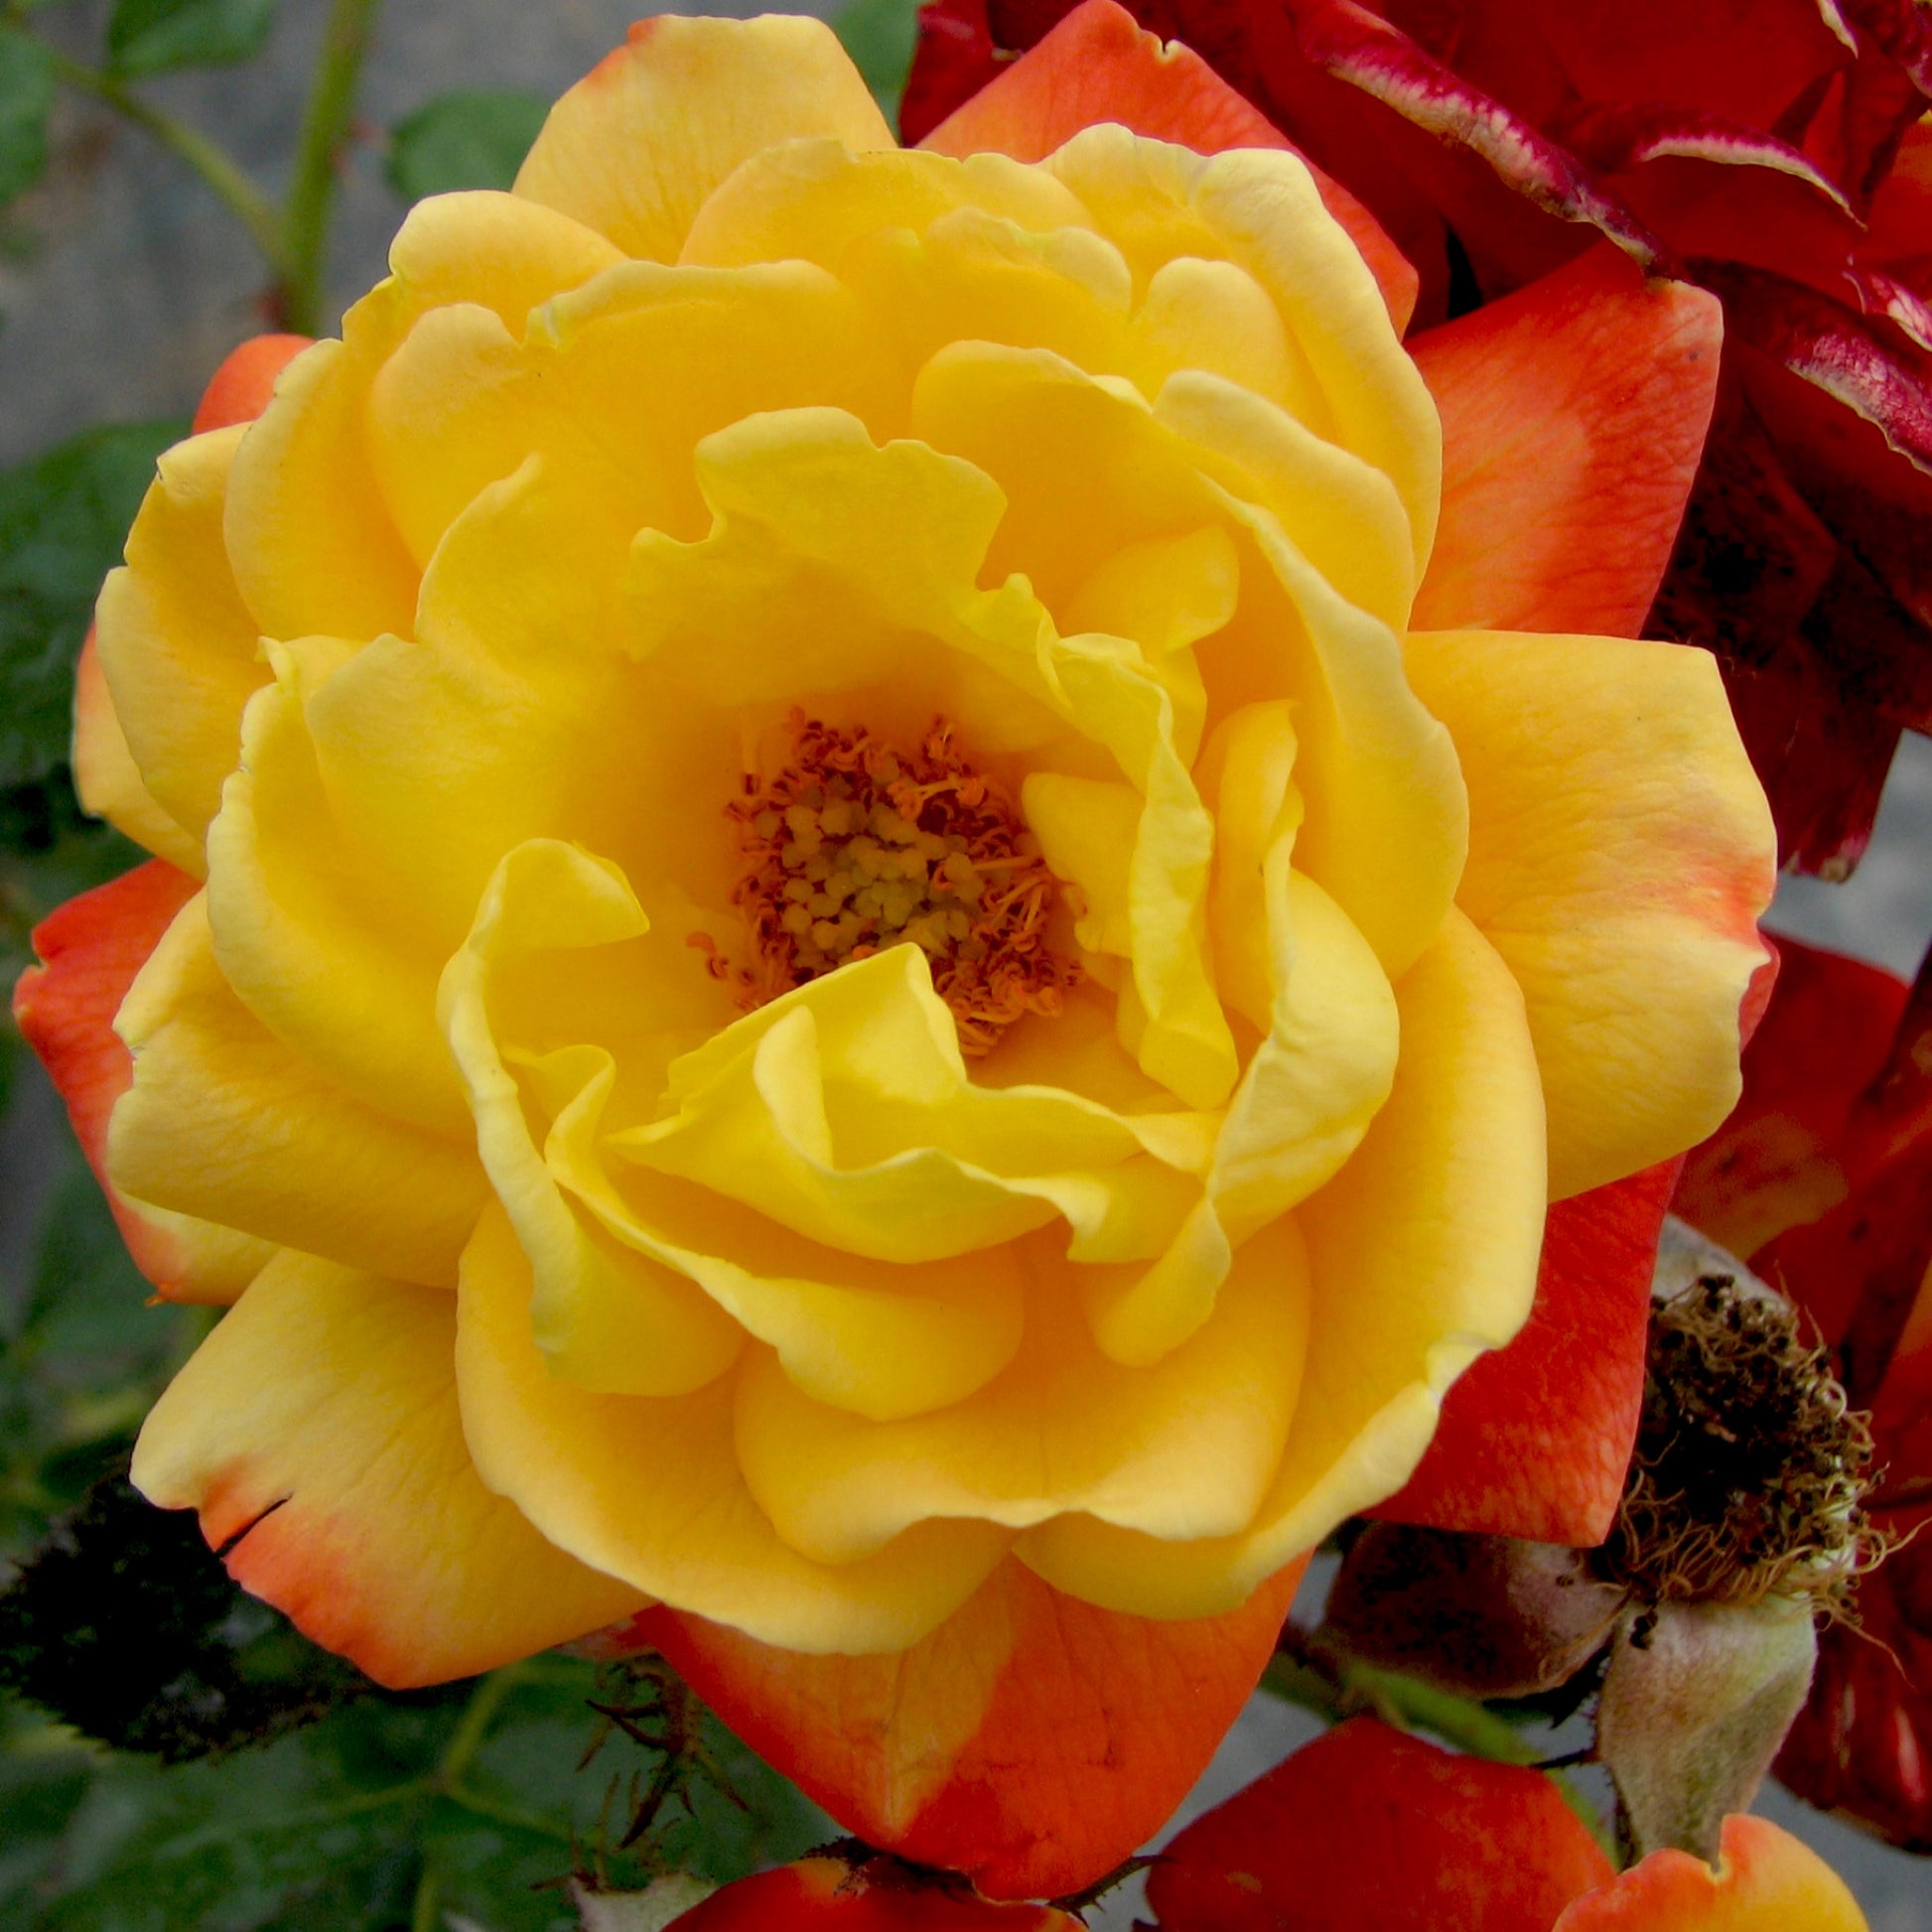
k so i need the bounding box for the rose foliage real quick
[905,0,1932,881]
[15,2,1775,1902]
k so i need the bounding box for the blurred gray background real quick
[3,0,1930,1923]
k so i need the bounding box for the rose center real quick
[697,712,1080,1054]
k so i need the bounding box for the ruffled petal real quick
[513,14,893,260]
[914,0,1419,334]
[132,1250,645,1687]
[1407,627,1774,1198]
[455,1202,1011,1654]
[1019,906,1546,1615]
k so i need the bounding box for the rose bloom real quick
[907,0,1932,881]
[18,3,1772,1895]
[1678,936,1932,1853]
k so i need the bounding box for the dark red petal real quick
[1369,1161,1680,1549]
[1145,1717,1614,1932]
[901,0,1004,146]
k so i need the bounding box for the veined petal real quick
[456,1202,1012,1654]
[1412,246,1723,638]
[636,1552,1302,1900]
[109,893,485,1287]
[132,1250,645,1688]
[1407,627,1775,1198]
[13,863,269,1304]
[1020,907,1545,1615]
[513,13,894,261]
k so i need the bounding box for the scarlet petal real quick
[634,1555,1302,1900]
[1371,1160,1679,1548]
[918,0,1419,333]
[190,334,312,435]
[1145,1717,1613,1932]
[668,1856,1081,1928]
[13,861,204,1292]
[900,0,1002,147]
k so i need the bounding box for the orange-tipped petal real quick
[190,334,313,435]
[1370,1159,1677,1548]
[918,0,1418,333]
[1552,1813,1867,1931]
[622,1554,1302,1901]
[1411,244,1722,636]
[667,1857,1082,1929]
[12,861,267,1302]
[132,1251,645,1688]
[1145,1717,1614,1931]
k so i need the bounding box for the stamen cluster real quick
[701,713,1081,1054]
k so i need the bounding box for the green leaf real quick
[2,1656,829,1931]
[386,90,550,201]
[0,420,184,791]
[830,0,923,119]
[0,28,56,209]
[105,0,278,78]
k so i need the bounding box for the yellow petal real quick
[1406,629,1776,1198]
[133,1249,645,1688]
[456,1201,1012,1655]
[1022,907,1544,1615]
[110,893,484,1287]
[94,426,267,843]
[207,648,469,1136]
[514,14,894,261]
[735,1213,1309,1563]
[71,636,206,876]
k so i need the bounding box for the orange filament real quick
[694,713,1081,1054]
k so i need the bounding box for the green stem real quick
[432,1663,524,1794]
[279,0,383,334]
[408,1862,441,1932]
[41,49,290,275]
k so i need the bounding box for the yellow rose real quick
[56,11,1771,1699]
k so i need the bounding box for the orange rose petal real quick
[190,333,313,435]
[1146,1717,1614,1932]
[628,1554,1302,1901]
[667,1857,1082,1929]
[1552,1813,1868,1931]
[1371,1159,1678,1548]
[1411,242,1722,636]
[14,861,210,1295]
[918,0,1419,334]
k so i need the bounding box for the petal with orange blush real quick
[1552,1813,1867,1931]
[629,1554,1301,1903]
[1411,244,1722,637]
[513,14,892,263]
[131,1249,646,1689]
[917,0,1419,334]
[1371,1158,1676,1547]
[12,861,270,1304]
